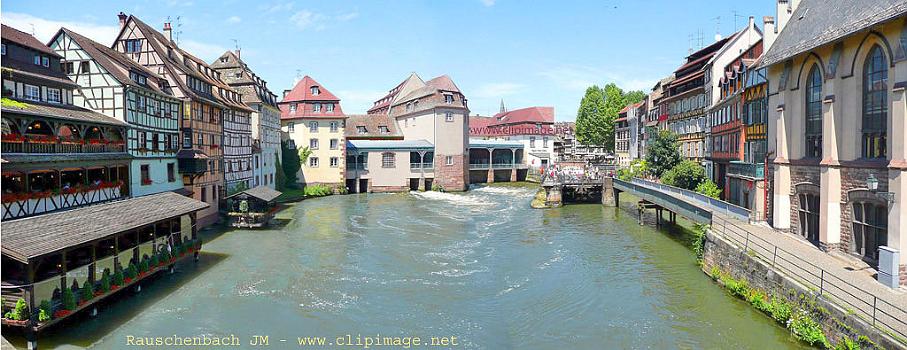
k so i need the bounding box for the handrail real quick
[712,216,907,343]
[629,178,751,221]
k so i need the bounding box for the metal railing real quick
[728,161,765,179]
[712,215,907,343]
[630,178,751,221]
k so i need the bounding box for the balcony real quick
[727,161,764,180]
[2,136,126,154]
[469,160,489,170]
[1,182,126,220]
[410,162,434,171]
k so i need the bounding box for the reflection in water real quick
[5,184,805,349]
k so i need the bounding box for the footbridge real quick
[610,178,751,224]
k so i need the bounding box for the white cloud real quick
[262,1,295,13]
[3,12,120,44]
[180,39,229,62]
[474,82,525,98]
[166,0,194,7]
[539,64,657,93]
[226,16,242,24]
[481,0,496,6]
[336,12,359,22]
[334,89,386,114]
[289,10,327,30]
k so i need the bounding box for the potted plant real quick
[79,280,93,306]
[124,263,136,284]
[38,300,52,322]
[97,271,111,295]
[3,298,30,325]
[62,287,77,311]
[149,254,159,268]
[112,269,124,290]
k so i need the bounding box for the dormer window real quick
[313,103,322,112]
[357,126,367,134]
[289,103,297,113]
[311,86,320,95]
[125,39,142,53]
[33,55,40,65]
[234,72,242,78]
[326,103,334,112]
[41,57,49,67]
[220,56,228,63]
[445,95,454,104]
[378,126,389,134]
[129,71,147,86]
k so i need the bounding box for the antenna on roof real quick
[29,23,36,36]
[688,33,694,55]
[713,16,722,42]
[174,16,183,45]
[732,11,747,31]
[232,38,240,59]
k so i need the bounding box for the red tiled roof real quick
[281,76,340,103]
[425,75,460,92]
[491,106,554,125]
[2,24,61,57]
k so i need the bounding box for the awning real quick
[177,149,209,159]
[225,185,282,202]
[1,192,209,263]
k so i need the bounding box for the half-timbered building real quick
[1,24,130,221]
[49,28,185,198]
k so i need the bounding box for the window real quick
[382,152,395,168]
[446,156,453,166]
[1,44,5,55]
[378,126,389,134]
[210,134,216,147]
[543,137,549,147]
[140,165,151,185]
[797,193,820,243]
[125,39,142,53]
[197,132,204,147]
[309,157,319,167]
[805,65,823,158]
[167,163,176,182]
[80,61,90,73]
[327,103,334,112]
[862,45,888,159]
[330,139,339,150]
[24,84,40,101]
[330,157,339,168]
[183,130,192,148]
[330,121,338,132]
[445,95,454,104]
[152,133,160,151]
[42,57,49,67]
[530,137,536,148]
[289,104,297,113]
[445,112,454,122]
[357,126,367,134]
[63,62,74,74]
[309,138,319,149]
[33,55,40,65]
[201,186,207,203]
[287,139,296,149]
[851,202,887,263]
[46,88,62,104]
[309,121,318,133]
[311,86,320,95]
[288,122,295,132]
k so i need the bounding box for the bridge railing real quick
[629,178,751,221]
[612,178,712,223]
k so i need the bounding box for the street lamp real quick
[866,174,896,204]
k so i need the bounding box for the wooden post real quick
[89,244,96,284]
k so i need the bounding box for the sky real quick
[2,0,774,121]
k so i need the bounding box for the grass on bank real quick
[275,184,337,203]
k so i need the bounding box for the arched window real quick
[862,45,888,159]
[851,201,887,264]
[804,65,823,158]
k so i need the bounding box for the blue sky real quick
[2,0,773,120]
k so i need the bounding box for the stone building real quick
[763,0,907,286]
[211,51,281,189]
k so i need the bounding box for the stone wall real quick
[701,229,903,350]
[839,166,889,256]
[788,164,821,236]
[434,153,467,191]
[369,186,409,193]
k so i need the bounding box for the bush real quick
[746,289,772,313]
[789,309,829,347]
[38,300,51,322]
[80,280,93,302]
[691,224,708,264]
[139,258,149,273]
[113,269,124,286]
[661,160,707,191]
[4,298,29,321]
[125,263,137,279]
[149,254,159,268]
[770,296,792,324]
[99,271,111,293]
[695,180,721,199]
[62,287,77,311]
[303,184,333,197]
[835,337,861,350]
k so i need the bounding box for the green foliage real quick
[62,287,77,311]
[691,224,708,264]
[80,280,94,302]
[228,182,250,197]
[746,289,773,313]
[303,184,333,197]
[281,140,302,187]
[139,258,149,273]
[99,271,111,293]
[1,97,30,109]
[709,266,721,280]
[789,309,829,347]
[770,296,793,324]
[275,153,287,191]
[4,298,29,321]
[834,337,861,350]
[645,130,682,177]
[431,183,445,192]
[575,84,646,152]
[618,159,648,181]
[125,263,137,279]
[662,160,707,191]
[149,254,159,268]
[695,180,721,199]
[113,269,125,286]
[38,300,51,322]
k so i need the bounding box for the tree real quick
[281,141,302,188]
[575,84,649,152]
[645,129,682,177]
[274,153,286,190]
[695,180,721,199]
[662,160,707,191]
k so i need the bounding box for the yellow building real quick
[278,76,346,189]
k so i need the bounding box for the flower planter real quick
[111,285,120,291]
[138,272,146,278]
[124,277,133,284]
[93,291,104,297]
[53,310,71,318]
[78,300,88,307]
[169,258,176,264]
[4,319,29,326]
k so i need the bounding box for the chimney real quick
[763,16,777,51]
[748,16,755,28]
[163,22,172,41]
[283,89,291,99]
[236,49,241,59]
[118,12,128,29]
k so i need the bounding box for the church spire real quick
[499,99,506,113]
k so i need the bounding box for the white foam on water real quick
[410,190,495,206]
[471,186,534,195]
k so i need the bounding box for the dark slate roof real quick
[1,24,61,57]
[1,192,208,263]
[1,99,127,126]
[761,0,907,67]
[226,185,281,202]
[2,56,77,87]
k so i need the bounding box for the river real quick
[6,183,806,349]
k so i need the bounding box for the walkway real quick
[628,179,907,343]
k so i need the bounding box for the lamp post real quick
[867,173,896,205]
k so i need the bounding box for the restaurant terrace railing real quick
[469,160,490,170]
[1,137,126,154]
[712,215,907,344]
[1,182,126,220]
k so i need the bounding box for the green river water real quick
[5,183,806,349]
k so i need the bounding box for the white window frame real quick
[23,84,40,101]
[309,138,319,149]
[309,121,318,133]
[330,138,338,150]
[330,157,339,168]
[46,88,62,104]
[309,157,319,167]
[446,156,453,166]
[445,112,454,122]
